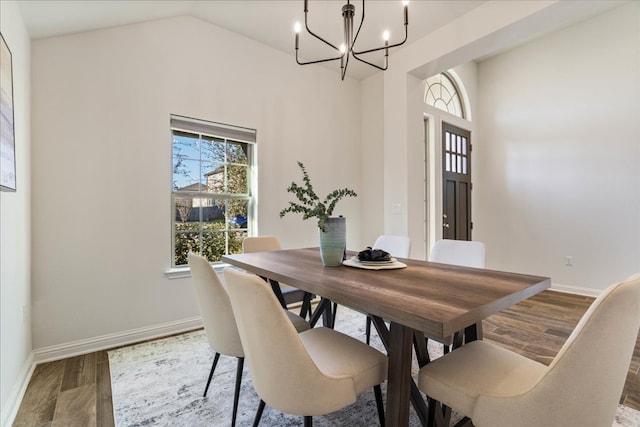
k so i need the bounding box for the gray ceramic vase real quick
[318,216,346,266]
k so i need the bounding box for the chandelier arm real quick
[340,51,351,80]
[296,53,344,66]
[352,24,408,55]
[304,7,340,51]
[351,51,388,71]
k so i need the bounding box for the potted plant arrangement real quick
[280,161,357,266]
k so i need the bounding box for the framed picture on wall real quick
[1,32,16,192]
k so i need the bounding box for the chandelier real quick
[294,0,409,80]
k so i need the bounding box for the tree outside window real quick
[171,116,255,267]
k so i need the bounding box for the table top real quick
[222,247,551,339]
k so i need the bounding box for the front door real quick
[442,122,472,240]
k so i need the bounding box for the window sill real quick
[165,262,230,280]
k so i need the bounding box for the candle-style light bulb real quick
[339,43,347,55]
[294,22,301,50]
[383,31,389,57]
[402,0,409,25]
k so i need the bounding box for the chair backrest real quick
[188,253,243,358]
[224,268,355,415]
[243,236,282,253]
[473,274,640,427]
[373,235,410,258]
[428,239,485,268]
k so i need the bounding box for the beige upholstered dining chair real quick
[418,273,640,427]
[373,235,411,258]
[188,253,310,427]
[364,235,411,344]
[243,236,311,316]
[428,239,485,269]
[427,239,486,352]
[224,267,389,427]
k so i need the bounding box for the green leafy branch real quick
[279,161,357,232]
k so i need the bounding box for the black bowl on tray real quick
[357,247,392,263]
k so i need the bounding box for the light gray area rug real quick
[109,308,640,427]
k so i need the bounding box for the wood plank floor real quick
[12,290,640,426]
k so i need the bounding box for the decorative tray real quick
[342,256,407,270]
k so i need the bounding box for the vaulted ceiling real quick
[17,0,624,80]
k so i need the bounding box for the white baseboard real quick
[1,352,35,427]
[32,316,203,364]
[2,317,203,426]
[551,282,602,298]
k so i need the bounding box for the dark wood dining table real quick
[222,247,551,427]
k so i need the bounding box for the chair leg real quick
[443,342,450,354]
[231,357,244,427]
[427,397,436,427]
[203,352,221,397]
[429,399,453,427]
[300,292,313,319]
[430,399,447,427]
[332,302,338,326]
[452,331,464,350]
[366,316,372,344]
[304,415,313,427]
[252,399,266,427]
[373,384,385,426]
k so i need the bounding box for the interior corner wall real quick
[474,2,640,292]
[382,0,560,263]
[360,72,385,247]
[0,1,32,424]
[30,15,362,351]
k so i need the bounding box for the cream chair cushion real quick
[189,253,309,358]
[419,340,546,416]
[419,274,640,427]
[300,327,388,396]
[189,252,244,357]
[242,236,300,295]
[224,267,388,417]
[373,235,411,258]
[287,311,311,332]
[243,236,282,253]
[428,239,485,268]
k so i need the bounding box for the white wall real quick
[374,1,639,294]
[380,0,561,251]
[30,16,362,350]
[474,2,640,292]
[360,72,384,247]
[0,1,32,424]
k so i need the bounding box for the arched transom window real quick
[424,72,465,118]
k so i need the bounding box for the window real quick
[424,72,465,118]
[171,115,256,267]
